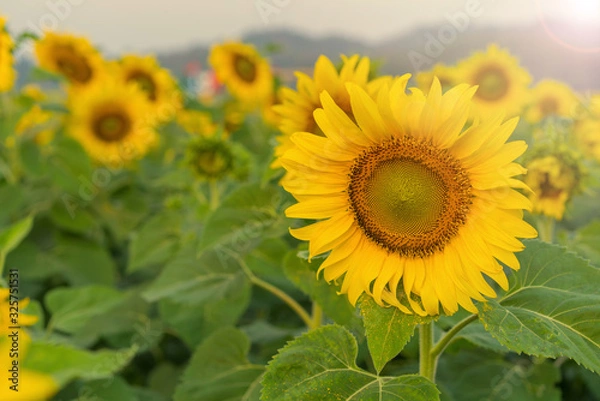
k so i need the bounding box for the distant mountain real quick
[156,20,600,91]
[14,20,600,91]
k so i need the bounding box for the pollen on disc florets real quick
[347,135,473,258]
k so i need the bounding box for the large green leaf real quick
[46,236,117,285]
[478,240,600,373]
[24,341,136,387]
[0,215,33,274]
[45,285,126,334]
[437,349,561,401]
[199,183,288,254]
[359,297,430,374]
[567,220,600,267]
[173,327,264,401]
[143,243,251,305]
[127,211,182,273]
[261,325,439,401]
[158,281,251,349]
[283,251,358,327]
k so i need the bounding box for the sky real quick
[2,0,600,55]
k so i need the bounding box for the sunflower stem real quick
[208,180,220,210]
[537,215,555,243]
[234,252,314,329]
[250,275,314,329]
[419,322,435,382]
[430,314,478,360]
[311,303,323,329]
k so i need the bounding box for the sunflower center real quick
[92,111,132,142]
[348,136,472,258]
[473,65,509,102]
[539,97,559,117]
[539,173,563,199]
[127,70,157,101]
[55,47,93,84]
[233,54,257,83]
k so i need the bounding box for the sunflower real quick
[525,80,580,123]
[177,109,221,137]
[524,151,581,220]
[272,55,389,167]
[185,136,249,181]
[0,288,39,336]
[209,41,273,105]
[574,117,600,161]
[68,80,157,165]
[457,44,531,118]
[415,63,457,93]
[15,105,55,145]
[0,16,16,92]
[0,336,58,401]
[35,32,104,87]
[280,77,537,316]
[111,55,181,122]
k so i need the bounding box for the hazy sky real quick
[2,0,599,54]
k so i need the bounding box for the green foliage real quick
[360,297,430,373]
[199,182,288,254]
[45,285,126,334]
[24,341,136,387]
[261,325,440,401]
[283,251,358,326]
[478,240,600,373]
[173,327,264,401]
[0,214,33,274]
[437,350,561,401]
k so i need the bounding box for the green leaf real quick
[24,341,136,387]
[478,240,600,373]
[283,251,358,327]
[46,236,117,285]
[73,377,138,401]
[261,325,439,401]
[454,322,508,354]
[359,296,429,373]
[567,220,600,267]
[127,211,182,273]
[47,136,94,195]
[158,280,251,349]
[143,243,250,305]
[149,363,183,400]
[46,285,126,334]
[0,215,33,274]
[199,183,288,254]
[437,349,561,401]
[173,327,264,401]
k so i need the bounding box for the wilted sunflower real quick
[457,44,531,118]
[415,63,457,93]
[524,150,582,220]
[525,80,580,123]
[68,80,157,165]
[0,16,16,92]
[209,41,273,105]
[280,77,537,316]
[111,55,181,122]
[35,32,104,87]
[272,55,389,167]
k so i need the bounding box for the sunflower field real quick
[1,12,600,401]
